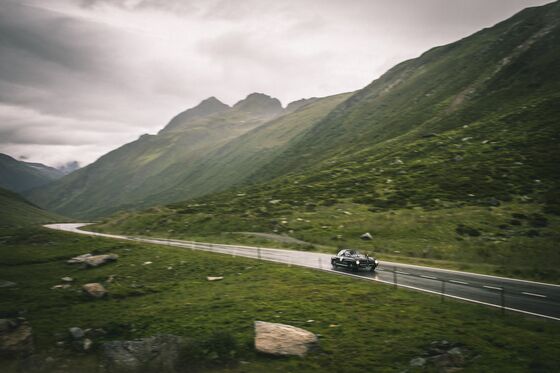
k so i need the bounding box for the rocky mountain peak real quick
[160,96,230,133]
[233,93,283,116]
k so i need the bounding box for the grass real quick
[2,225,560,372]
[92,198,560,284]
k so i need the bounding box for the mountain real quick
[0,153,65,193]
[159,96,230,133]
[27,92,346,218]
[135,92,351,207]
[94,2,560,280]
[0,187,63,227]
[57,161,81,175]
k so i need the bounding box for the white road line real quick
[449,280,470,285]
[381,259,560,288]
[420,275,438,280]
[522,292,547,298]
[396,271,410,275]
[483,285,503,291]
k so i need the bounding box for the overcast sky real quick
[0,0,552,167]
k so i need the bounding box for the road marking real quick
[396,271,410,275]
[522,292,547,298]
[449,280,469,285]
[380,259,560,288]
[420,275,438,280]
[483,285,503,291]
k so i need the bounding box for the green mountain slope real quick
[27,92,349,218]
[140,93,351,207]
[0,187,63,227]
[94,2,560,281]
[0,153,64,193]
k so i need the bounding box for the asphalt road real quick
[45,223,560,321]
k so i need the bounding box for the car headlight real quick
[356,260,360,265]
[374,260,379,264]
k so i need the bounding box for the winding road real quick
[45,223,560,321]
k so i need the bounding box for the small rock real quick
[69,327,84,340]
[51,284,71,290]
[61,277,73,282]
[254,321,318,357]
[107,275,116,283]
[410,357,427,367]
[360,232,373,240]
[207,276,223,281]
[83,338,93,351]
[142,261,152,265]
[82,283,107,298]
[0,280,17,288]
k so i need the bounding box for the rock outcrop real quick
[0,318,34,355]
[68,253,118,268]
[83,283,108,298]
[254,321,318,357]
[101,335,184,373]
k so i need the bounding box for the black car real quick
[331,249,379,272]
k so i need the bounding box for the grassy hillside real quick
[26,94,287,218]
[27,93,350,219]
[2,226,559,372]
[93,2,560,282]
[251,2,560,183]
[142,93,352,206]
[0,153,64,193]
[0,187,64,227]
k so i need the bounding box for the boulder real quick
[254,321,318,357]
[68,253,118,268]
[101,335,184,373]
[360,232,373,240]
[83,283,108,298]
[0,318,34,355]
[69,327,85,340]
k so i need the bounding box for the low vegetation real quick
[2,226,559,372]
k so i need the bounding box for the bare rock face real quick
[83,283,108,298]
[254,321,318,357]
[68,253,118,268]
[0,318,34,356]
[101,335,184,373]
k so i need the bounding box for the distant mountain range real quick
[26,92,350,218]
[26,0,560,238]
[0,153,66,193]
